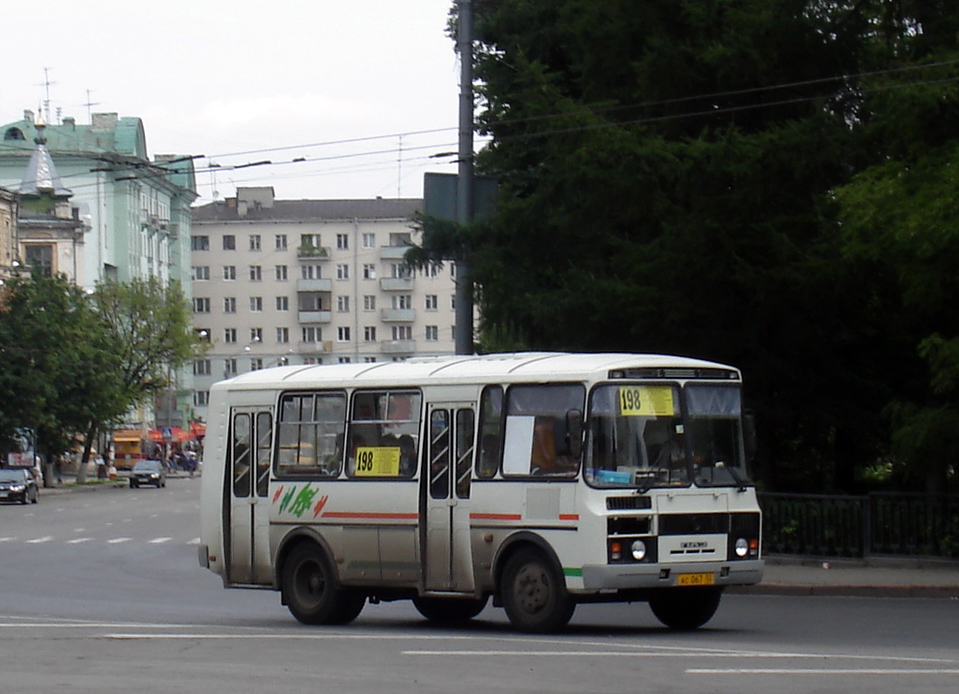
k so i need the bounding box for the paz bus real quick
[198,352,763,632]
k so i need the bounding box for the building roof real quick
[191,197,423,222]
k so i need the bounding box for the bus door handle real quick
[247,496,258,506]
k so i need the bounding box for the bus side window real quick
[430,410,450,499]
[255,412,272,497]
[476,386,503,479]
[455,408,475,499]
[232,413,251,497]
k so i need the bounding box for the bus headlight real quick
[734,537,749,558]
[631,540,647,561]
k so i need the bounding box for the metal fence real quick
[759,492,959,558]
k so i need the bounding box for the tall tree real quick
[417,0,904,491]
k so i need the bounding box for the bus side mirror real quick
[566,410,583,459]
[743,411,758,464]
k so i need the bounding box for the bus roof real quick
[211,352,741,393]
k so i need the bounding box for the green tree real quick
[78,278,197,482]
[0,273,118,481]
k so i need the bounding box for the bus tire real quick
[501,548,575,633]
[413,596,489,624]
[649,587,722,630]
[282,543,363,625]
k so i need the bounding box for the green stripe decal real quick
[564,567,583,577]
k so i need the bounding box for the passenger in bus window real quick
[531,417,577,475]
[398,435,417,477]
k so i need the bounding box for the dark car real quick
[129,459,167,488]
[0,468,39,504]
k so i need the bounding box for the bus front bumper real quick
[579,559,764,591]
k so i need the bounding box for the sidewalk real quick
[732,555,959,598]
[36,475,959,598]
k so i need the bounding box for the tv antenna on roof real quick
[84,89,100,122]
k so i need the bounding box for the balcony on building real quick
[297,244,331,260]
[380,277,414,292]
[298,309,332,324]
[299,340,334,354]
[381,339,416,355]
[296,278,333,292]
[380,308,415,322]
[379,244,410,260]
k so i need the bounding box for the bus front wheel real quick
[281,544,365,625]
[501,548,575,633]
[649,587,722,630]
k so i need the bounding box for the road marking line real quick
[0,537,15,543]
[67,538,93,544]
[26,536,53,544]
[187,537,201,545]
[149,537,172,544]
[107,537,132,544]
[688,668,959,675]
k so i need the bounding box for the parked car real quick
[129,459,166,488]
[0,468,39,504]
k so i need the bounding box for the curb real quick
[729,584,959,598]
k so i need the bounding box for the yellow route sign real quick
[354,446,401,477]
[618,386,675,417]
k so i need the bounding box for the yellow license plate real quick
[677,572,715,586]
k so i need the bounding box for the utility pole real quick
[454,0,474,355]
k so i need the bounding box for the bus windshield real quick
[585,383,750,490]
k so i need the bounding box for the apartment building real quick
[190,187,460,419]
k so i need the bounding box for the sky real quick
[0,0,464,205]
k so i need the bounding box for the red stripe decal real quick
[558,514,580,521]
[470,512,523,521]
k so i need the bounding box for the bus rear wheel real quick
[282,544,365,625]
[413,596,489,624]
[501,548,575,633]
[649,587,722,630]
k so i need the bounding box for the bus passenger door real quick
[424,404,476,592]
[226,408,273,585]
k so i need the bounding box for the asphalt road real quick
[1,479,957,693]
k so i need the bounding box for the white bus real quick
[199,352,763,632]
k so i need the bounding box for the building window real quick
[224,297,237,313]
[425,325,439,341]
[302,327,322,343]
[224,328,237,344]
[392,325,412,341]
[224,358,238,376]
[250,234,262,251]
[302,265,322,280]
[363,295,376,311]
[392,294,412,310]
[250,265,262,281]
[336,233,349,250]
[277,327,289,343]
[251,358,264,371]
[193,359,211,376]
[192,266,210,281]
[193,297,211,313]
[337,295,350,312]
[338,357,352,364]
[276,296,289,311]
[250,297,263,312]
[336,264,349,280]
[337,326,351,342]
[191,235,210,251]
[250,328,263,343]
[391,263,410,279]
[362,263,376,279]
[425,295,438,311]
[364,326,377,342]
[224,265,236,281]
[275,234,288,250]
[194,391,210,407]
[275,265,288,281]
[363,356,377,363]
[362,232,375,248]
[301,233,321,248]
[222,235,236,251]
